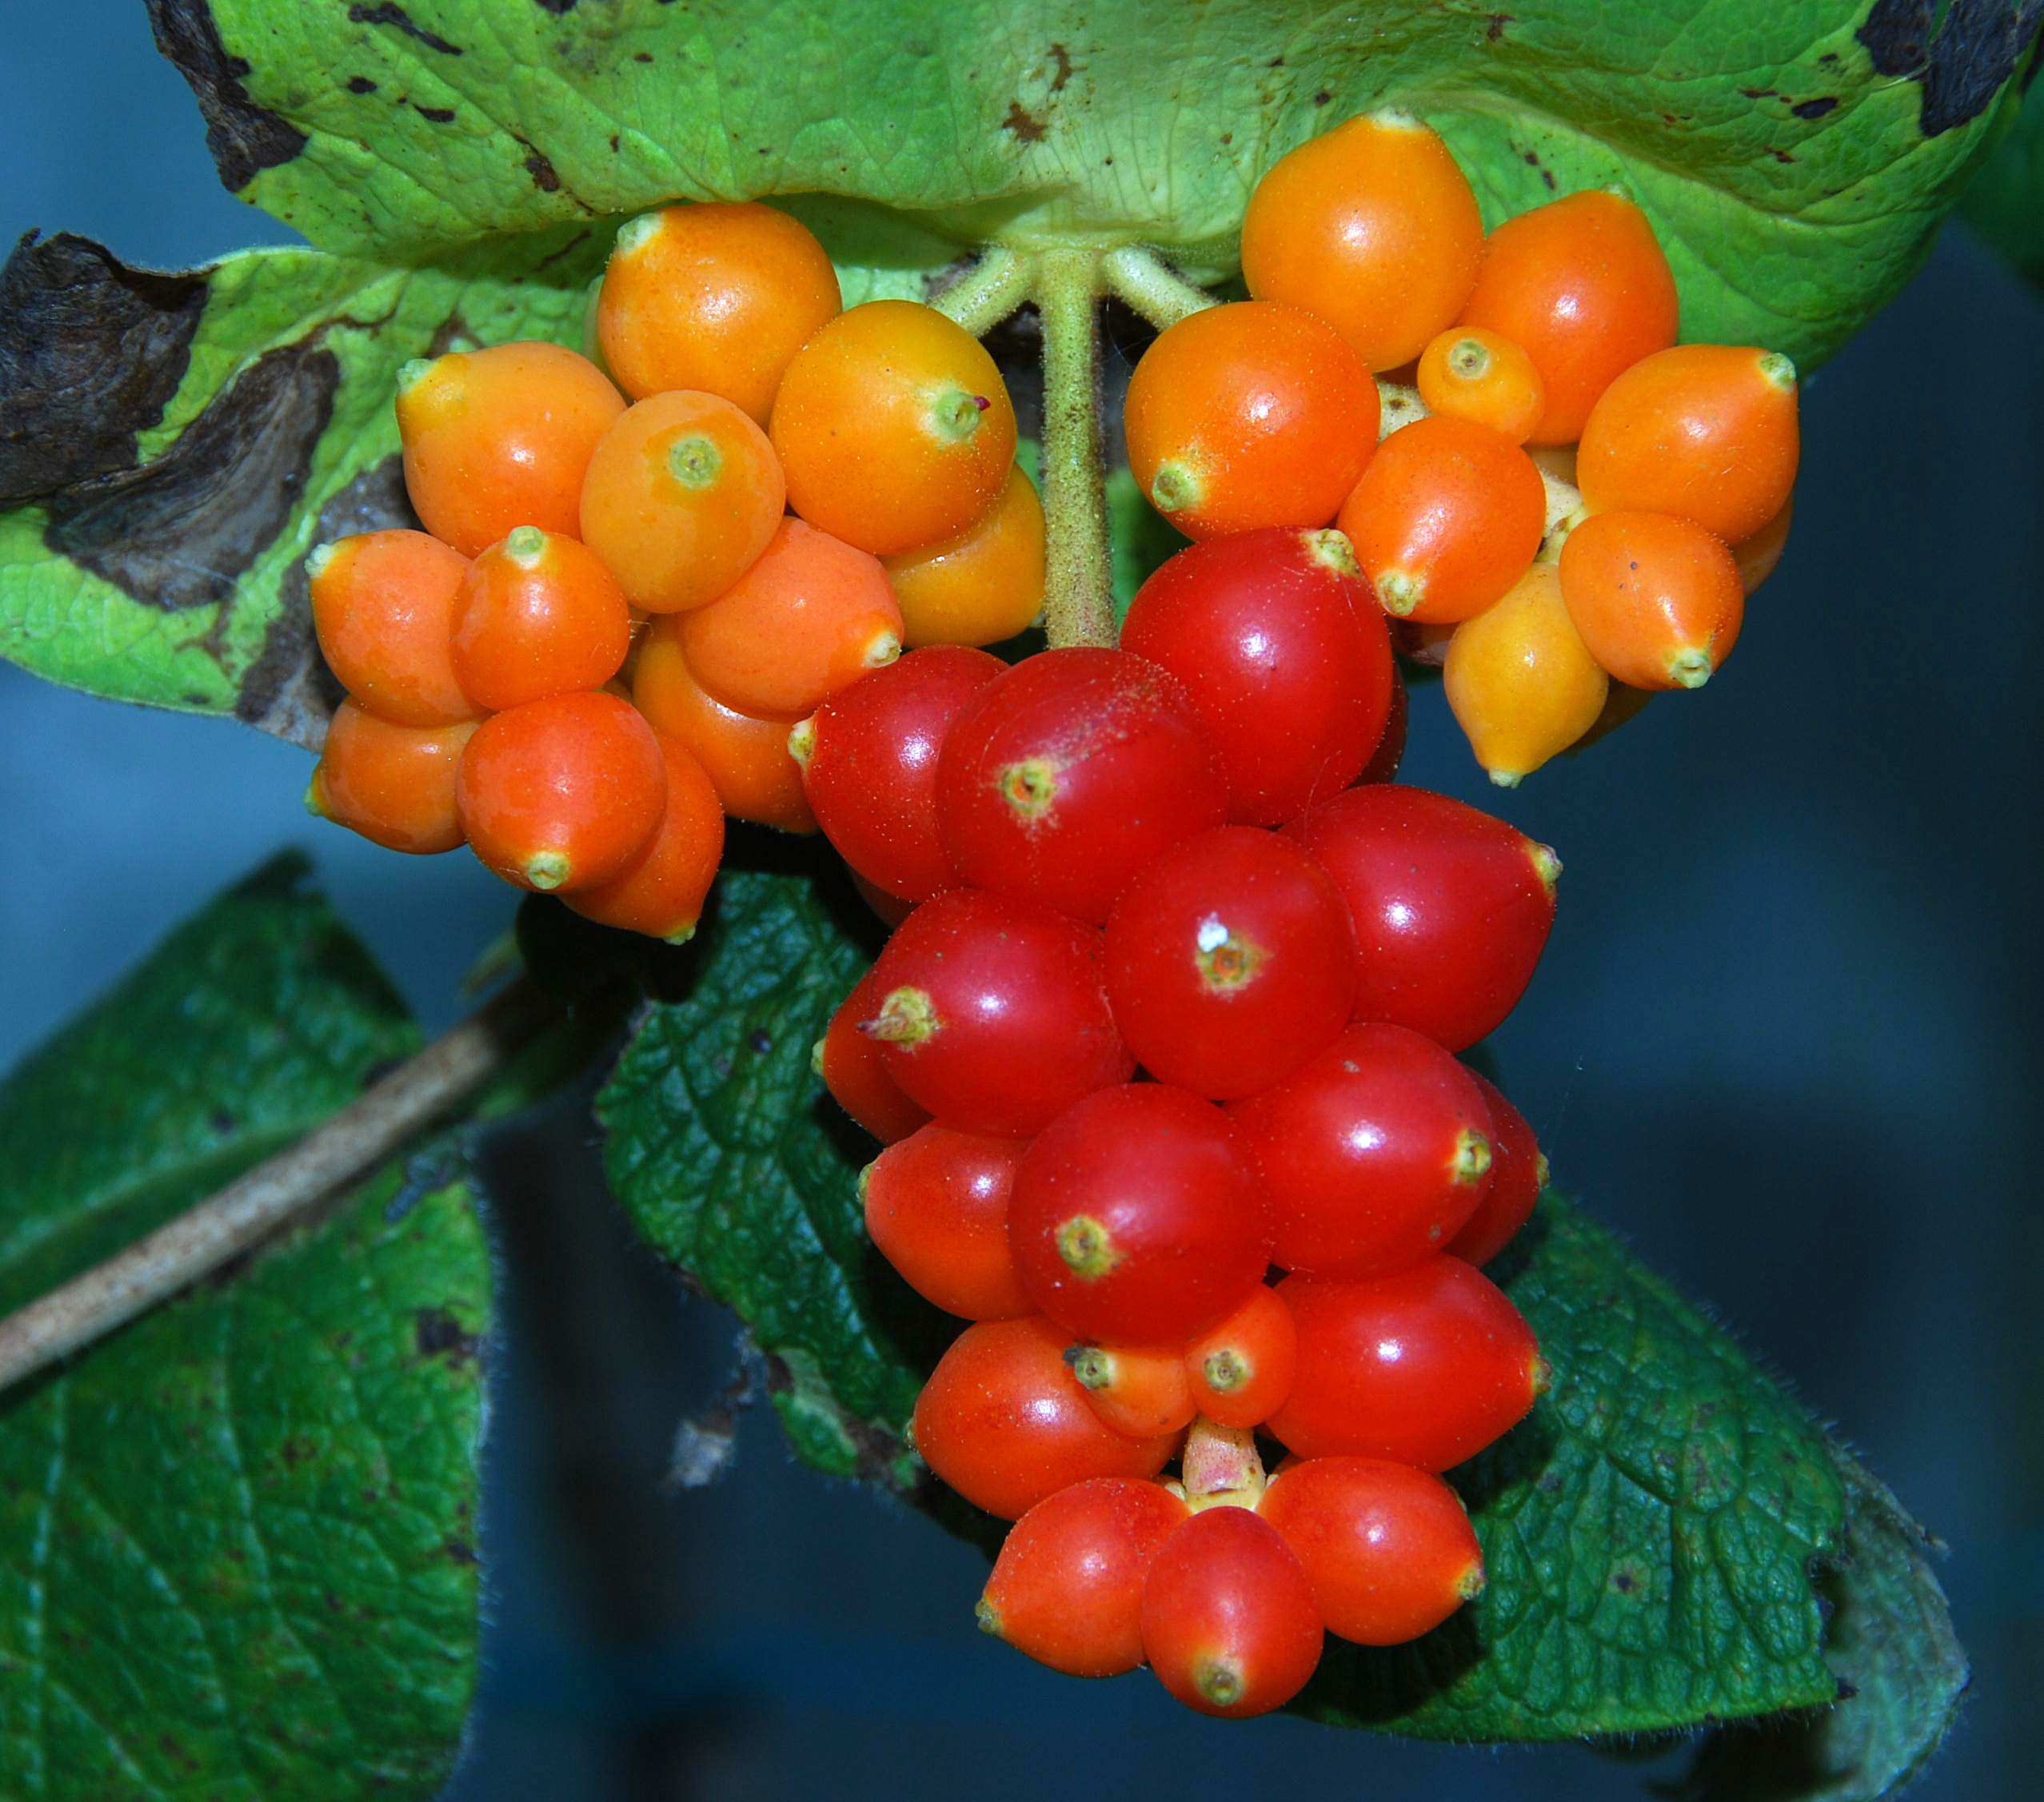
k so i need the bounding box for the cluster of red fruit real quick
[1124,111,1802,784]
[303,202,1037,925]
[805,594,1556,1716]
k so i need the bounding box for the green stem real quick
[930,247,1033,337]
[1100,246,1218,330]
[1032,248,1115,650]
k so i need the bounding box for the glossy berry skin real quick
[1140,1506,1324,1718]
[307,701,475,855]
[791,646,1004,901]
[864,889,1132,1137]
[1444,560,1610,786]
[1286,786,1559,1051]
[1459,190,1680,445]
[1356,665,1407,784]
[1184,1286,1297,1429]
[456,691,665,893]
[1337,415,1545,624]
[1103,827,1359,1100]
[451,527,631,712]
[1124,301,1379,539]
[885,467,1045,648]
[1120,528,1394,825]
[678,519,903,720]
[978,1478,1189,1677]
[579,390,785,615]
[595,201,841,421]
[1447,1074,1546,1268]
[564,733,725,942]
[818,967,931,1144]
[771,300,1018,556]
[1260,1457,1484,1646]
[397,341,625,556]
[1240,111,1484,372]
[1416,327,1546,443]
[936,648,1227,925]
[912,1315,1178,1521]
[1008,1083,1268,1346]
[309,531,476,728]
[862,1123,1031,1318]
[1577,345,1799,546]
[1559,509,1744,690]
[1067,1342,1198,1439]
[633,620,816,833]
[1228,1023,1495,1277]
[1269,1259,1544,1469]
[1735,498,1793,596]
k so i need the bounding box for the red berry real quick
[1259,1457,1484,1645]
[1119,528,1393,825]
[863,890,1132,1136]
[1103,827,1358,1100]
[1140,1506,1324,1717]
[1445,1074,1547,1267]
[862,1124,1032,1320]
[792,646,1004,901]
[1184,1286,1298,1429]
[935,648,1227,924]
[817,967,932,1144]
[1228,1022,1495,1277]
[1356,664,1407,784]
[912,1316,1179,1520]
[1269,1259,1543,1470]
[1008,1084,1268,1346]
[1066,1342,1198,1439]
[1286,787,1559,1051]
[978,1478,1189,1677]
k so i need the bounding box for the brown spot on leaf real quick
[1488,13,1512,40]
[278,1435,317,1469]
[347,76,378,94]
[1312,90,1332,105]
[443,1537,478,1564]
[1002,100,1048,143]
[1859,0,2042,134]
[145,0,309,191]
[1046,42,1073,90]
[1792,95,1840,118]
[344,2,463,55]
[414,1306,480,1365]
[525,150,562,191]
[413,104,456,123]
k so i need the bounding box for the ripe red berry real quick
[1007,1084,1268,1346]
[1356,664,1407,784]
[863,890,1132,1136]
[791,646,1004,901]
[1103,827,1358,1100]
[1445,1074,1547,1268]
[1269,1259,1544,1469]
[1286,786,1559,1051]
[1119,528,1394,825]
[1259,1457,1484,1645]
[862,1124,1032,1319]
[1066,1342,1198,1439]
[1140,1506,1324,1717]
[935,648,1227,925]
[978,1478,1189,1677]
[912,1315,1179,1520]
[816,967,932,1144]
[1228,1022,1495,1277]
[1184,1286,1298,1429]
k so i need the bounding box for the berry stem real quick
[1180,1412,1268,1511]
[930,246,1033,337]
[1033,247,1116,650]
[1100,247,1218,330]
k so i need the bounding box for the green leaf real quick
[597,844,1962,1758]
[1960,59,2044,286]
[0,855,489,1800]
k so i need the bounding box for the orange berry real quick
[1735,496,1794,595]
[1067,1343,1198,1440]
[1124,301,1378,539]
[450,527,631,711]
[1443,563,1610,787]
[397,341,624,556]
[1241,111,1484,371]
[596,201,841,421]
[457,690,666,892]
[578,390,785,615]
[1459,190,1679,445]
[1558,509,1744,690]
[677,518,902,720]
[1577,345,1800,546]
[566,732,725,942]
[1337,415,1546,624]
[771,300,1017,556]
[1416,327,1546,443]
[631,621,816,833]
[308,530,476,728]
[884,468,1045,647]
[307,700,474,855]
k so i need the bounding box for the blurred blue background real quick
[2,7,2038,1799]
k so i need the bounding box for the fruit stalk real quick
[1101,247,1220,330]
[1033,248,1116,650]
[931,247,1033,337]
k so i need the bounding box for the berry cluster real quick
[808,617,1556,1716]
[304,202,1041,930]
[1126,110,1802,785]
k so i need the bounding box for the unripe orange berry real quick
[565,732,725,942]
[1558,509,1744,690]
[308,530,476,728]
[307,700,474,855]
[579,390,785,615]
[1067,1342,1199,1440]
[1443,562,1610,786]
[596,201,841,421]
[1735,496,1794,595]
[397,342,624,556]
[1416,327,1546,443]
[450,527,631,711]
[884,468,1045,647]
